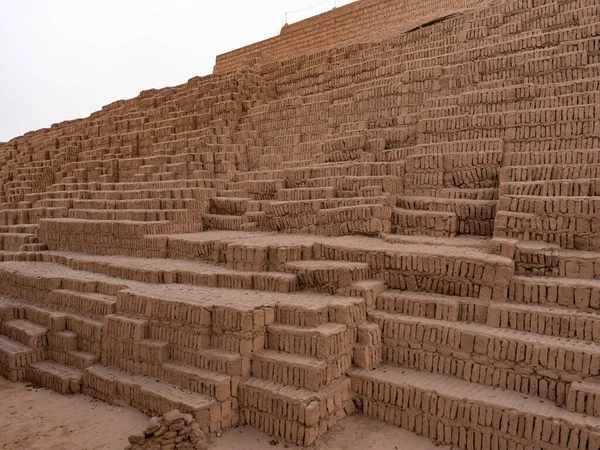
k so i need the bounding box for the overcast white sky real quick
[0,0,357,142]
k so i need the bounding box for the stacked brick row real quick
[214,0,482,73]
[126,410,209,450]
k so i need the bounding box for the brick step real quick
[396,197,496,236]
[0,262,128,301]
[1,319,48,349]
[239,376,354,446]
[160,360,233,401]
[348,279,388,309]
[0,224,39,234]
[38,217,202,244]
[47,329,78,351]
[49,349,99,370]
[412,139,504,155]
[132,172,184,183]
[103,314,148,342]
[266,323,354,357]
[251,349,351,392]
[0,296,23,321]
[274,294,366,327]
[82,365,231,431]
[63,313,104,356]
[203,214,245,231]
[37,218,205,255]
[494,209,600,252]
[262,196,391,218]
[500,177,600,198]
[284,260,371,294]
[24,360,83,394]
[501,240,599,284]
[557,249,600,280]
[374,147,412,162]
[14,304,71,334]
[487,302,600,343]
[169,346,244,377]
[368,310,600,405]
[209,197,251,216]
[507,242,600,280]
[66,209,204,222]
[383,234,491,250]
[21,243,47,252]
[47,289,116,319]
[500,164,600,183]
[37,198,206,210]
[498,194,600,214]
[0,233,37,251]
[375,290,489,323]
[43,251,298,294]
[503,148,600,166]
[0,335,38,381]
[218,234,319,272]
[149,230,514,299]
[304,174,402,193]
[391,207,457,237]
[0,251,43,262]
[45,180,211,193]
[439,187,499,200]
[567,379,600,418]
[28,187,216,202]
[214,190,248,198]
[405,151,502,173]
[275,187,337,201]
[350,365,600,450]
[509,275,600,311]
[38,217,178,235]
[0,207,67,227]
[272,203,392,236]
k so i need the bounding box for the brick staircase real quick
[2,0,600,448]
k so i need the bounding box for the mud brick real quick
[284,260,371,295]
[49,348,98,370]
[1,319,48,349]
[239,376,352,446]
[103,315,148,342]
[48,330,78,351]
[4,0,600,447]
[252,349,351,392]
[567,380,600,418]
[353,343,382,370]
[0,335,39,381]
[266,322,355,358]
[351,365,600,450]
[140,339,171,364]
[348,279,387,311]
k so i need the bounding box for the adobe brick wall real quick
[213,0,482,73]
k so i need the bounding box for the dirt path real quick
[0,378,451,450]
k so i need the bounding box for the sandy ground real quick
[0,378,452,450]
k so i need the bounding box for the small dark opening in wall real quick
[405,13,460,33]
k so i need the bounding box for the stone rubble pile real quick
[126,410,210,450]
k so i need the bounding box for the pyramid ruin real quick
[1,0,600,448]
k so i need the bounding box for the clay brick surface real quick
[2,0,600,448]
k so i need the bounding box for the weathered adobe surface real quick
[1,0,600,449]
